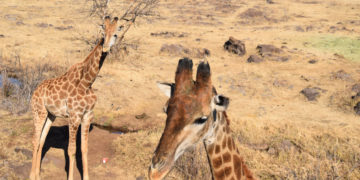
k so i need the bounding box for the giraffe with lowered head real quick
[30,16,123,180]
[149,58,256,180]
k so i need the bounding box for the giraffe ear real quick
[157,82,175,98]
[212,95,229,112]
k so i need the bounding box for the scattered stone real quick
[14,147,32,159]
[16,21,25,25]
[223,36,246,56]
[203,48,211,56]
[136,176,146,180]
[306,25,314,31]
[150,31,188,38]
[273,79,289,88]
[308,59,317,64]
[256,44,283,57]
[332,70,352,81]
[135,113,149,119]
[54,26,73,30]
[273,56,290,62]
[351,83,360,93]
[300,87,320,101]
[36,23,51,28]
[247,55,263,63]
[295,26,305,32]
[354,102,360,115]
[267,147,276,155]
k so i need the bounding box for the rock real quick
[136,176,146,180]
[266,0,275,4]
[135,113,149,119]
[300,87,320,101]
[36,23,50,28]
[256,44,283,57]
[351,83,360,93]
[54,26,73,30]
[247,55,263,63]
[16,21,25,25]
[267,147,277,155]
[150,31,188,38]
[332,70,352,81]
[273,56,290,62]
[223,36,246,56]
[0,34,4,38]
[295,26,305,32]
[14,147,32,159]
[354,102,360,115]
[308,59,317,64]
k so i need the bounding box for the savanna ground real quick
[1,0,360,179]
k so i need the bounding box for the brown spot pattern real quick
[224,166,232,177]
[214,169,225,180]
[222,137,227,149]
[212,156,222,169]
[215,145,221,154]
[222,152,231,163]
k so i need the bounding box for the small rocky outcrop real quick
[256,44,283,57]
[300,87,321,101]
[223,36,246,56]
[247,55,263,63]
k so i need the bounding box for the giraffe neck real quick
[78,38,108,88]
[204,112,255,180]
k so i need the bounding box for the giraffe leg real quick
[68,115,81,180]
[35,115,55,180]
[30,105,48,180]
[81,111,93,180]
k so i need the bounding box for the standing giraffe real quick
[30,16,122,180]
[149,58,256,180]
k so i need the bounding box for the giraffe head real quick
[100,16,123,52]
[149,58,230,180]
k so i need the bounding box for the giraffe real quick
[148,58,256,180]
[29,16,122,180]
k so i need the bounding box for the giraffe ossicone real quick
[149,58,256,180]
[29,16,122,180]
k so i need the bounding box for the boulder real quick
[256,44,283,57]
[300,87,320,101]
[247,55,263,63]
[223,37,246,56]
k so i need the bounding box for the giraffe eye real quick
[194,116,208,124]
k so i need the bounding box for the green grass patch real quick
[306,35,360,61]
